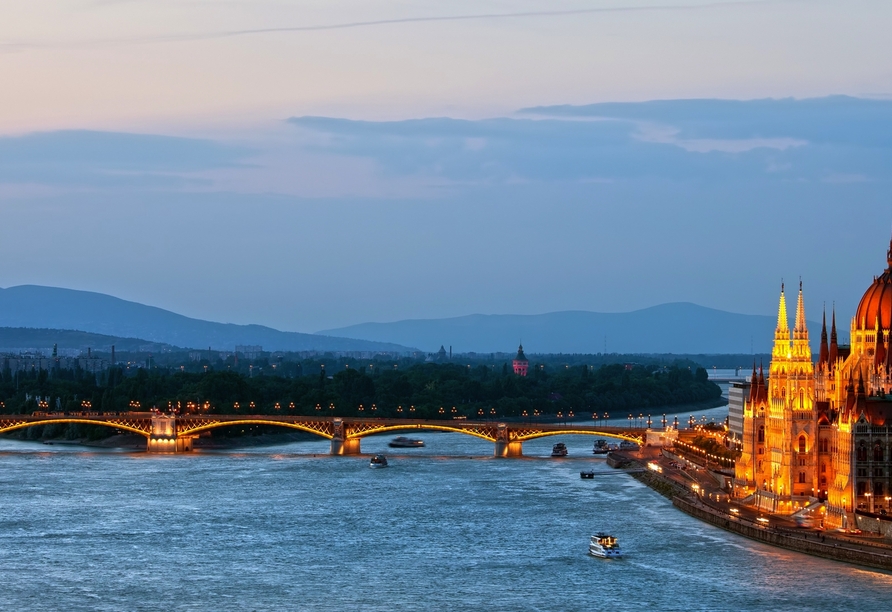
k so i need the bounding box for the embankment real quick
[672,497,892,572]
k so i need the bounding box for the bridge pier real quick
[330,437,361,455]
[329,418,361,455]
[493,440,523,457]
[493,423,523,457]
[146,413,193,453]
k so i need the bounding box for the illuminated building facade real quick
[512,344,528,376]
[735,236,892,529]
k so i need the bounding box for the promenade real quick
[620,445,892,572]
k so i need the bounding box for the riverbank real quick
[619,447,892,573]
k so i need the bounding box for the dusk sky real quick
[2,0,891,335]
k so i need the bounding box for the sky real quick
[1,0,891,336]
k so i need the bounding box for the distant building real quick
[437,345,447,362]
[727,378,752,448]
[235,345,263,360]
[512,344,529,376]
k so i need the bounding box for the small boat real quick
[388,436,425,448]
[589,533,622,558]
[619,440,640,451]
[551,442,568,457]
[580,470,595,479]
[592,440,609,455]
[369,454,388,468]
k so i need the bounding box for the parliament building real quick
[734,236,892,529]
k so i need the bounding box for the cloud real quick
[520,96,892,147]
[1,0,793,51]
[288,97,892,187]
[0,130,250,190]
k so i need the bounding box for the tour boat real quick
[388,436,425,448]
[592,440,609,455]
[580,470,595,479]
[369,454,389,468]
[551,443,568,457]
[589,533,622,558]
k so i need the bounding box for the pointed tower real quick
[512,343,529,377]
[792,280,812,362]
[829,305,839,367]
[876,316,887,370]
[749,361,758,403]
[819,307,829,370]
[757,361,767,404]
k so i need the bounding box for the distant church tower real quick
[513,344,529,376]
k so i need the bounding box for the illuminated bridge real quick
[0,413,657,456]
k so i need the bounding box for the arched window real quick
[798,435,807,454]
[875,443,884,462]
[798,472,806,484]
[819,438,828,453]
[758,426,765,443]
[820,462,826,474]
[799,389,804,409]
[857,441,868,462]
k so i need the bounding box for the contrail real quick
[1,0,800,51]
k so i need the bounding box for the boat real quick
[589,533,622,558]
[551,442,568,457]
[369,454,388,468]
[388,436,425,448]
[619,440,640,451]
[580,470,595,479]
[592,440,609,455]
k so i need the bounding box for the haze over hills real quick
[318,303,822,355]
[0,286,414,354]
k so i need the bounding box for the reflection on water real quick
[0,429,887,611]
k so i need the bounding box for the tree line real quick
[0,359,721,421]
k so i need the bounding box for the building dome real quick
[854,238,892,330]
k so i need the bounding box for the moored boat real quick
[369,454,388,468]
[589,533,622,558]
[388,436,425,448]
[592,439,609,455]
[580,470,595,479]
[551,442,568,457]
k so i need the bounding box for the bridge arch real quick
[0,419,151,438]
[176,419,334,440]
[514,429,643,444]
[345,423,496,443]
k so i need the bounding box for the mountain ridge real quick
[317,302,820,355]
[0,285,414,353]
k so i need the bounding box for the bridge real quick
[0,413,654,456]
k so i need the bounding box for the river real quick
[1,425,890,611]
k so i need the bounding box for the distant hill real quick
[0,285,415,353]
[317,303,820,355]
[0,327,175,354]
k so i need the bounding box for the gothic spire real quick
[794,279,807,334]
[757,360,767,403]
[876,317,887,370]
[749,361,758,402]
[829,304,838,366]
[776,282,789,333]
[819,305,829,368]
[772,282,791,361]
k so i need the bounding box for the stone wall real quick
[673,497,892,572]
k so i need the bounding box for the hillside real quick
[318,303,820,354]
[0,285,414,353]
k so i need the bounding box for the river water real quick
[2,425,891,611]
